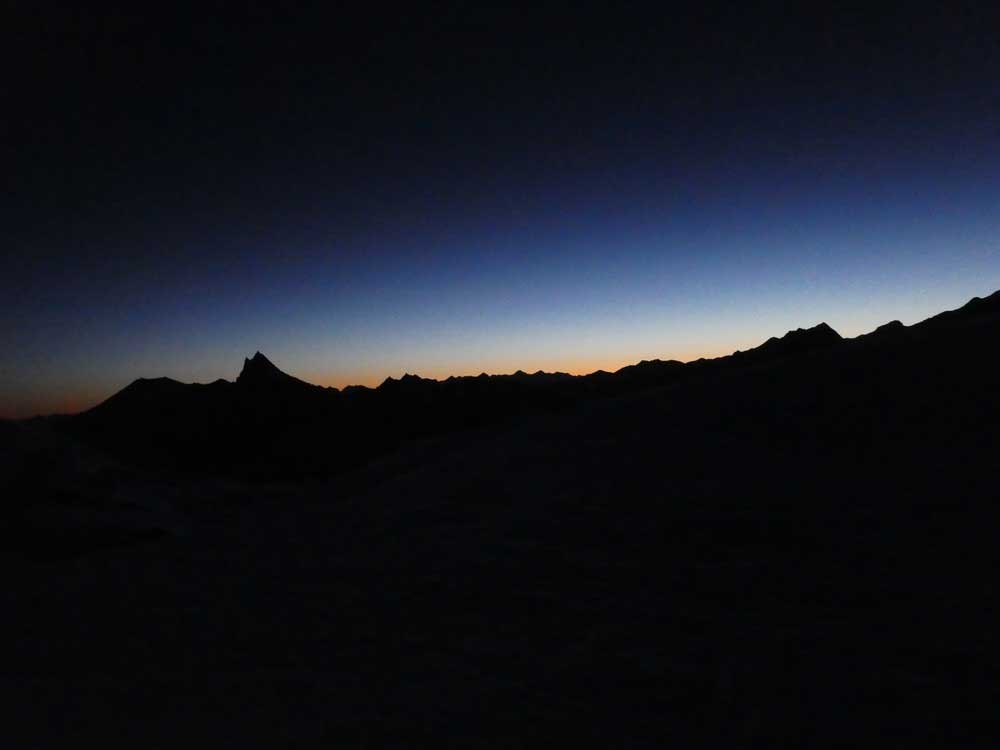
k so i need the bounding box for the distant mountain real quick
[734,321,842,361]
[51,289,1000,477]
[853,319,907,345]
[911,288,1000,331]
[237,351,326,392]
[87,376,231,421]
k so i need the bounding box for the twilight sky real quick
[4,4,1000,417]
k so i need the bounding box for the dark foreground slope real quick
[2,291,1000,746]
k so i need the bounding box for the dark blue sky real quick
[4,3,1000,417]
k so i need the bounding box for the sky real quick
[3,3,1000,417]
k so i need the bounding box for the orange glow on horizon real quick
[4,344,743,420]
[2,392,102,420]
[301,342,740,391]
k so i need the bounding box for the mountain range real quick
[47,288,998,479]
[3,290,1000,744]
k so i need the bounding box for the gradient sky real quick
[4,4,1000,417]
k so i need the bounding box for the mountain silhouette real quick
[5,289,1000,744]
[914,288,1000,331]
[47,289,998,480]
[735,321,842,360]
[236,351,323,391]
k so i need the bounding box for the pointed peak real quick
[237,351,303,387]
[246,351,277,368]
[740,321,843,360]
